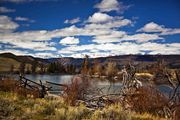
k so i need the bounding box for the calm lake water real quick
[14,74,123,94]
[4,74,177,95]
[25,74,74,84]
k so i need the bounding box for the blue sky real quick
[0,0,180,58]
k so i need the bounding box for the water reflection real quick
[25,74,73,84]
[14,74,122,94]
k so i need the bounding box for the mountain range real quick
[0,52,180,73]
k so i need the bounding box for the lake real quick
[3,74,177,95]
[14,74,123,94]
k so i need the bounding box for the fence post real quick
[39,80,45,98]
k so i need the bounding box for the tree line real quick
[9,61,77,74]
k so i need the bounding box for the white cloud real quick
[64,17,80,24]
[141,42,180,55]
[86,13,132,30]
[160,29,180,35]
[12,41,57,51]
[0,30,57,51]
[0,7,15,13]
[0,49,28,55]
[15,16,35,22]
[0,13,179,57]
[137,22,164,32]
[92,31,126,43]
[58,42,180,58]
[94,0,129,13]
[121,33,163,42]
[137,22,180,35]
[52,25,112,37]
[87,12,113,23]
[2,42,178,58]
[0,15,19,33]
[0,13,133,51]
[59,37,79,45]
[0,20,161,51]
[85,18,132,30]
[31,52,60,58]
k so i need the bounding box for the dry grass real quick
[0,79,40,98]
[0,91,167,120]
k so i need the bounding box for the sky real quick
[0,0,180,58]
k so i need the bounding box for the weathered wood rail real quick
[46,81,68,88]
[18,75,56,97]
[45,81,69,96]
[18,75,70,97]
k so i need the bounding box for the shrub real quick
[0,79,18,92]
[123,85,169,116]
[63,76,91,105]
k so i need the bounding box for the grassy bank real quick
[0,91,167,120]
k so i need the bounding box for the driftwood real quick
[46,81,68,88]
[18,75,51,98]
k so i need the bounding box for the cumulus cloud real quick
[0,29,57,51]
[92,31,126,43]
[0,12,133,52]
[86,13,132,30]
[137,22,164,32]
[59,37,79,45]
[94,0,130,13]
[0,15,19,33]
[87,12,113,23]
[86,18,131,29]
[58,42,180,58]
[141,42,180,55]
[15,16,35,22]
[0,11,179,58]
[12,41,57,51]
[160,29,180,35]
[31,52,60,58]
[0,7,15,13]
[0,17,160,52]
[137,22,180,35]
[121,33,163,42]
[64,17,80,24]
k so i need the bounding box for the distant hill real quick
[0,53,48,64]
[0,52,180,73]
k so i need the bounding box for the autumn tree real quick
[66,64,76,74]
[26,65,31,74]
[106,62,117,77]
[81,55,89,75]
[19,62,25,74]
[31,61,38,74]
[40,64,45,74]
[92,60,102,75]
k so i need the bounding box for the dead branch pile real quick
[63,75,92,105]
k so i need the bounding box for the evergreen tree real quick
[26,66,31,74]
[10,64,14,73]
[19,62,25,74]
[31,61,37,74]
